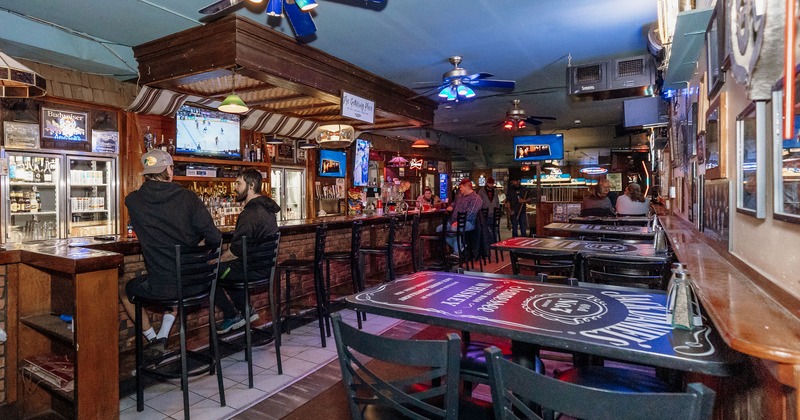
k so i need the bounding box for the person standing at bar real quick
[507,178,530,237]
[478,177,501,217]
[119,149,222,360]
[437,178,483,257]
[216,169,281,334]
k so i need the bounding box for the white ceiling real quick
[0,0,658,164]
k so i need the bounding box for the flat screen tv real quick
[353,139,370,186]
[175,104,241,159]
[513,134,565,162]
[319,149,347,178]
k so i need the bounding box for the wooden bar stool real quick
[322,220,366,328]
[360,217,397,283]
[276,224,330,347]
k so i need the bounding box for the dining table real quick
[568,216,653,226]
[346,271,745,376]
[491,236,669,262]
[544,222,656,238]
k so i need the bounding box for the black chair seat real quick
[555,365,674,393]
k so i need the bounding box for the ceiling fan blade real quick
[526,115,557,121]
[523,118,544,126]
[284,1,317,38]
[474,119,503,127]
[467,79,516,90]
[464,72,494,81]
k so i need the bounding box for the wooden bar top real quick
[660,216,800,366]
[0,239,123,274]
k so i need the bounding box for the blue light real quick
[662,89,676,99]
[267,0,282,16]
[457,85,476,98]
[439,86,456,101]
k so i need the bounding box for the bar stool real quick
[491,208,504,263]
[359,217,397,283]
[217,233,283,385]
[276,224,330,347]
[322,220,366,328]
[394,213,420,273]
[132,244,225,419]
[418,211,450,270]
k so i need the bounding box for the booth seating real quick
[277,224,330,347]
[132,244,226,420]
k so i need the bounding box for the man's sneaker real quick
[143,337,167,362]
[217,315,245,334]
[245,308,260,323]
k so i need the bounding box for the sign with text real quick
[341,91,374,124]
[41,108,87,142]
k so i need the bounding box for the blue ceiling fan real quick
[413,56,516,102]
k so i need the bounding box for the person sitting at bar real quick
[615,183,650,216]
[119,149,222,361]
[216,169,281,334]
[580,178,616,217]
[416,186,442,210]
[437,178,483,257]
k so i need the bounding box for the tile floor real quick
[119,310,403,420]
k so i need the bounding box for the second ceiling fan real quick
[477,99,556,131]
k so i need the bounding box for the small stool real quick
[132,244,225,420]
[322,220,366,328]
[360,217,397,283]
[394,213,420,273]
[276,224,330,347]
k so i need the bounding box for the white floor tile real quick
[222,360,267,383]
[145,387,205,417]
[278,357,319,377]
[172,397,236,420]
[119,403,168,420]
[215,382,274,409]
[189,373,238,398]
[294,346,338,364]
[251,371,296,393]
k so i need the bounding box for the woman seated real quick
[580,179,616,217]
[616,183,650,216]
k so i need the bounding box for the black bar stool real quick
[360,217,397,283]
[418,211,450,270]
[491,208,504,263]
[132,244,226,419]
[217,233,283,385]
[394,213,420,273]
[322,220,366,328]
[276,224,330,347]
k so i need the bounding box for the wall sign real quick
[91,130,119,154]
[3,121,40,149]
[409,158,423,170]
[41,108,88,142]
[341,91,374,124]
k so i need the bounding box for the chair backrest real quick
[331,313,461,420]
[173,243,222,302]
[241,233,281,285]
[350,220,364,258]
[510,249,576,277]
[386,217,397,248]
[492,209,502,239]
[408,213,420,247]
[313,224,328,275]
[584,255,669,289]
[485,346,715,420]
[455,211,467,233]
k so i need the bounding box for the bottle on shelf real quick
[33,158,43,182]
[144,126,154,151]
[160,135,168,152]
[43,158,53,183]
[11,191,19,213]
[167,138,176,155]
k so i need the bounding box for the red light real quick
[517,120,526,129]
[503,120,514,129]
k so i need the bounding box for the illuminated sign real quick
[580,167,608,175]
[410,158,423,170]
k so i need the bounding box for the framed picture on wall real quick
[3,121,40,149]
[705,94,726,179]
[41,108,88,142]
[735,102,766,218]
[696,130,706,164]
[705,1,726,99]
[607,172,622,191]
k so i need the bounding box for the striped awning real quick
[127,86,318,139]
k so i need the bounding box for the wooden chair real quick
[485,346,716,420]
[331,312,487,420]
[584,254,670,289]
[360,217,398,283]
[132,244,225,419]
[509,249,576,277]
[323,221,366,328]
[217,233,283,385]
[394,213,420,273]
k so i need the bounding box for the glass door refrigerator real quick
[270,167,305,220]
[2,151,62,242]
[66,155,117,237]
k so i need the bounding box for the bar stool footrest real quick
[142,350,215,379]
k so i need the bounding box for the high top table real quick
[568,216,653,226]
[544,222,655,238]
[491,236,669,261]
[346,271,745,376]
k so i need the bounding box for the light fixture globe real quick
[316,124,355,149]
[411,139,429,148]
[218,94,249,114]
[293,0,318,11]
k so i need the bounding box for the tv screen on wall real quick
[319,149,347,178]
[175,104,241,159]
[513,134,565,162]
[353,139,370,186]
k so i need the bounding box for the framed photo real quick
[272,140,295,164]
[696,130,706,164]
[735,102,766,218]
[3,121,40,149]
[705,93,726,179]
[688,102,698,157]
[772,83,800,223]
[41,108,88,142]
[705,1,726,99]
[91,130,119,154]
[606,172,622,192]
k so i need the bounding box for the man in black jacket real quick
[120,149,222,360]
[216,169,281,334]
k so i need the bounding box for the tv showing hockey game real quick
[175,104,241,159]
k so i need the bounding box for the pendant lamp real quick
[411,139,429,148]
[0,51,47,98]
[316,124,354,149]
[218,68,249,114]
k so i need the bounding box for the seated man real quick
[216,169,281,334]
[437,178,483,256]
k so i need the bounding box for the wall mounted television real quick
[175,104,241,159]
[319,149,347,178]
[513,134,565,161]
[353,139,370,186]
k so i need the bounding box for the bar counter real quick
[661,216,800,419]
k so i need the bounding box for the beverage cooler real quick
[1,151,117,243]
[270,167,305,220]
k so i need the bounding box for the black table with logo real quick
[544,222,655,238]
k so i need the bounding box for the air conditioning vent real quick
[576,64,602,83]
[617,58,644,77]
[567,62,608,96]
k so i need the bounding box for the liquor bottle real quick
[35,191,42,212]
[33,158,43,182]
[23,191,31,212]
[160,135,168,152]
[249,144,256,163]
[23,157,33,182]
[43,159,53,183]
[167,138,176,155]
[30,190,39,213]
[10,191,18,213]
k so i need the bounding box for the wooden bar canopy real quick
[133,14,437,132]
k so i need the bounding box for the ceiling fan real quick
[476,99,556,130]
[413,56,515,102]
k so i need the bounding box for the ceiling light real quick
[0,50,47,98]
[248,0,264,3]
[265,136,285,145]
[456,84,475,99]
[503,120,514,130]
[316,124,355,149]
[389,155,408,165]
[218,68,249,114]
[266,0,282,15]
[293,0,318,11]
[411,139,429,148]
[438,86,457,101]
[299,140,319,149]
[517,120,526,129]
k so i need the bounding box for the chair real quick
[323,220,366,328]
[331,312,483,420]
[132,244,226,419]
[491,208,504,263]
[277,224,330,347]
[446,212,482,271]
[217,233,283,386]
[579,207,616,217]
[394,213,420,273]
[360,217,398,283]
[509,249,576,277]
[583,254,670,289]
[418,211,451,270]
[485,347,716,420]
